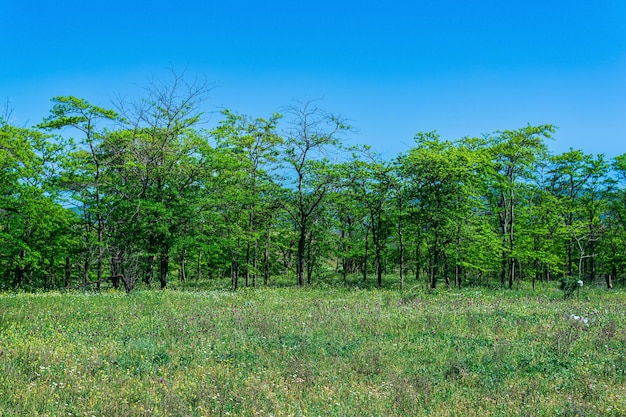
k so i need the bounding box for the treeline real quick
[2,75,625,291]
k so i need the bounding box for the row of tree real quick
[2,75,625,291]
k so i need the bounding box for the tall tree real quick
[346,154,393,286]
[111,72,213,289]
[547,149,594,277]
[38,96,118,289]
[212,110,283,288]
[487,125,555,289]
[577,154,609,283]
[281,101,349,286]
[400,132,484,288]
[0,116,75,288]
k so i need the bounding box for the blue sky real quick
[2,0,625,158]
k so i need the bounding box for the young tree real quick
[547,149,594,277]
[400,132,484,288]
[346,155,393,286]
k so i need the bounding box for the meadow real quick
[0,281,624,416]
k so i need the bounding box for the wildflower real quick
[577,280,584,287]
[568,314,589,324]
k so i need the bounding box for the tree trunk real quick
[363,227,369,282]
[231,259,239,291]
[415,242,421,281]
[264,225,271,285]
[297,224,306,287]
[245,241,251,287]
[83,255,90,286]
[443,253,451,289]
[252,242,258,287]
[508,257,515,289]
[376,251,383,287]
[145,255,155,288]
[430,248,438,289]
[14,249,26,287]
[196,251,202,280]
[65,256,71,288]
[567,238,573,277]
[397,217,404,290]
[96,244,103,291]
[111,255,120,290]
[159,251,168,289]
[180,248,187,282]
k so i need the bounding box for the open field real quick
[0,283,624,416]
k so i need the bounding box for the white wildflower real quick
[568,314,589,324]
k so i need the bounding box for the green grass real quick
[0,283,624,416]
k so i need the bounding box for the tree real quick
[0,116,76,288]
[486,125,555,289]
[38,96,118,289]
[345,154,393,286]
[547,149,594,277]
[281,101,349,286]
[211,110,283,288]
[577,154,609,283]
[400,132,485,288]
[601,153,626,287]
[110,72,213,289]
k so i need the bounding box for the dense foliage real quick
[1,74,625,291]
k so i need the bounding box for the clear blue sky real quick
[2,0,625,158]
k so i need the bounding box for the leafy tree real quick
[0,116,75,288]
[547,149,595,277]
[400,132,486,288]
[601,153,626,287]
[281,101,349,286]
[38,96,118,289]
[577,154,609,283]
[346,155,393,286]
[211,110,283,288]
[108,73,213,289]
[486,125,555,288]
[330,160,370,283]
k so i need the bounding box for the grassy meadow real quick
[0,281,624,416]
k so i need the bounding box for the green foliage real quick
[2,74,626,292]
[0,117,77,289]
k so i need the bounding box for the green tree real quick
[346,155,393,286]
[486,125,555,289]
[577,154,609,283]
[547,149,595,277]
[108,73,213,290]
[211,110,283,289]
[281,101,349,286]
[38,96,118,289]
[0,116,76,288]
[601,153,626,287]
[400,132,486,288]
